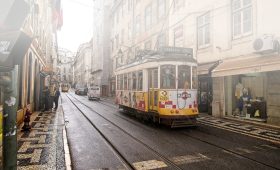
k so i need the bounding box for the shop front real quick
[212,54,280,126]
[197,61,219,115]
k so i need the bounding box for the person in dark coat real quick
[43,87,50,111]
[54,88,60,111]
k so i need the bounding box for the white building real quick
[108,0,280,125]
[73,41,92,88]
[58,48,74,85]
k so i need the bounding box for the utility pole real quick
[0,65,19,170]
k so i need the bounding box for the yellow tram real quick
[61,83,70,92]
[115,47,198,127]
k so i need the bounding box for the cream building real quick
[108,0,280,125]
[73,41,92,88]
[58,48,74,85]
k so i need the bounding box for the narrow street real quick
[62,92,280,170]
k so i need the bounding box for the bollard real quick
[21,108,32,131]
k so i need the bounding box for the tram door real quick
[148,68,158,111]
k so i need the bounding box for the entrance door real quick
[148,68,158,111]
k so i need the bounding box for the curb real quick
[223,116,280,131]
[61,105,72,170]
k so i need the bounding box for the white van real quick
[87,86,101,100]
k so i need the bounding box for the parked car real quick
[75,88,87,95]
[87,86,100,100]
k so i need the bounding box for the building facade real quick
[73,41,92,88]
[107,0,280,125]
[58,48,74,85]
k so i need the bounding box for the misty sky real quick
[57,0,93,52]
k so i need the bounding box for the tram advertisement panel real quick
[116,91,148,112]
[158,90,198,115]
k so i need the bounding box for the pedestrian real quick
[43,86,50,111]
[54,88,60,111]
[49,85,56,110]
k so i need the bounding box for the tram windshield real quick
[160,65,176,89]
[178,65,191,89]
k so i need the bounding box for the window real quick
[174,0,185,11]
[161,65,175,89]
[174,25,184,47]
[121,29,124,43]
[157,0,166,19]
[178,65,191,89]
[157,33,166,48]
[120,74,124,90]
[128,73,132,90]
[192,66,198,89]
[128,22,132,39]
[135,14,141,34]
[116,34,119,49]
[124,74,128,90]
[145,41,152,50]
[197,12,210,48]
[117,75,121,90]
[132,72,137,90]
[145,4,152,30]
[232,0,252,38]
[128,0,132,11]
[111,39,114,51]
[138,71,143,91]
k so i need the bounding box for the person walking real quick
[43,87,50,111]
[54,88,60,111]
[49,85,56,110]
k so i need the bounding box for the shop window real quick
[161,65,175,89]
[178,65,191,89]
[138,71,143,91]
[192,66,198,89]
[124,74,128,90]
[132,72,137,90]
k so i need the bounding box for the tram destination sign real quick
[158,46,193,56]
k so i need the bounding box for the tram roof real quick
[116,47,196,71]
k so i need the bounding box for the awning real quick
[0,30,32,68]
[198,61,220,75]
[212,54,280,77]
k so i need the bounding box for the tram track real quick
[66,93,183,170]
[77,94,280,170]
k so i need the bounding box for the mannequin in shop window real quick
[238,87,251,116]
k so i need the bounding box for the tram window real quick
[117,75,121,90]
[138,71,143,91]
[132,72,137,90]
[160,65,175,89]
[128,73,132,90]
[192,67,198,89]
[120,74,124,90]
[124,74,128,90]
[149,69,158,88]
[178,65,191,89]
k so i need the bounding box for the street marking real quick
[18,149,42,163]
[234,147,254,154]
[170,153,210,165]
[133,160,168,170]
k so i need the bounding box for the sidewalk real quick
[16,104,71,170]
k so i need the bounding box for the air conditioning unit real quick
[253,35,280,54]
[253,35,274,53]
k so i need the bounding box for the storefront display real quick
[225,73,267,121]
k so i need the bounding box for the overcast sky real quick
[57,0,93,53]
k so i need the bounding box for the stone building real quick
[73,41,92,88]
[58,48,74,85]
